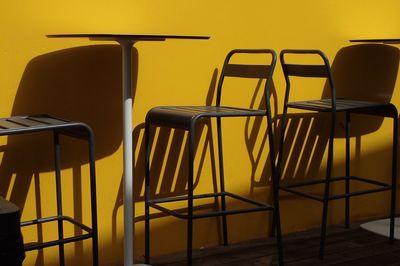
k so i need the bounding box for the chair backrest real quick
[216,49,277,108]
[280,49,336,108]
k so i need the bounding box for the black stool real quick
[0,115,98,266]
[277,49,398,259]
[144,49,283,265]
[0,196,25,266]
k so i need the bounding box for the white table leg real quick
[121,40,134,266]
[360,218,400,239]
[120,40,150,266]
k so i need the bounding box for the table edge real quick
[350,38,400,44]
[46,34,210,41]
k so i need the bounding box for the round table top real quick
[47,33,210,42]
[350,38,400,44]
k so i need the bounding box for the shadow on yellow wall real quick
[1,43,399,264]
[327,44,399,136]
[0,45,138,265]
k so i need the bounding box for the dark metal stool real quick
[144,49,283,265]
[0,196,25,266]
[277,49,398,259]
[0,115,98,266]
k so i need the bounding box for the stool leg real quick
[53,132,65,266]
[216,117,228,246]
[320,174,330,259]
[270,158,283,266]
[145,123,151,264]
[187,128,195,266]
[275,105,289,238]
[87,131,99,266]
[319,115,335,259]
[345,112,350,229]
[267,112,284,266]
[277,95,289,173]
[272,180,283,266]
[390,116,398,242]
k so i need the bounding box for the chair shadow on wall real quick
[0,45,134,266]
[255,44,399,226]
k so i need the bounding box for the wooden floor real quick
[150,225,400,266]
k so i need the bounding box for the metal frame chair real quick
[277,49,398,259]
[144,49,283,265]
[0,114,98,266]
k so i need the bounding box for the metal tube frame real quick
[13,121,99,266]
[144,50,283,266]
[278,49,398,260]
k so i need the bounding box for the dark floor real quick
[150,224,400,266]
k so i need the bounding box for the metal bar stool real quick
[277,49,398,259]
[144,49,283,266]
[0,114,98,266]
[0,197,25,266]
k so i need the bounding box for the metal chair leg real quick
[54,132,65,266]
[390,116,398,242]
[145,123,151,264]
[272,179,284,265]
[319,116,335,260]
[319,194,329,259]
[87,130,99,266]
[216,117,228,245]
[187,129,195,266]
[266,106,284,265]
[345,112,350,229]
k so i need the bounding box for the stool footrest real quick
[280,175,392,202]
[24,233,93,251]
[21,215,94,251]
[148,191,274,219]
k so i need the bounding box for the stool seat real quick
[0,115,92,138]
[146,106,266,129]
[287,99,396,114]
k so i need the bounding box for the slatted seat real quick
[146,106,266,129]
[0,114,98,266]
[0,115,89,136]
[277,49,398,260]
[145,49,283,266]
[287,99,395,112]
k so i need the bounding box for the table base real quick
[360,217,400,239]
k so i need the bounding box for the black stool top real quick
[287,99,394,112]
[146,106,266,129]
[0,115,92,138]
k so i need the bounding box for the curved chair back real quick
[216,49,277,109]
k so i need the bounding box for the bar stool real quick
[0,114,98,266]
[144,49,283,265]
[277,49,398,259]
[0,197,25,266]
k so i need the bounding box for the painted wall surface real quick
[1,1,400,265]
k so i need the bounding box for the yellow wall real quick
[1,1,400,265]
